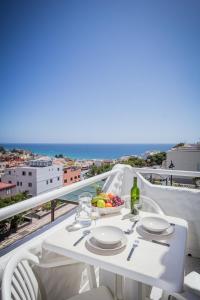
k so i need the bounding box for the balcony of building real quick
[0,164,200,300]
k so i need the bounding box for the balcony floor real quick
[185,255,200,275]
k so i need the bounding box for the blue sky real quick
[1,0,200,143]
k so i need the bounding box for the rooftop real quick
[0,182,16,190]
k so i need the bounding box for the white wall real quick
[36,165,63,195]
[137,173,200,257]
[167,149,200,171]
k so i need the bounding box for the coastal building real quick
[0,161,8,178]
[63,166,81,186]
[76,160,94,170]
[93,160,103,167]
[166,143,200,171]
[2,158,63,196]
[0,182,16,198]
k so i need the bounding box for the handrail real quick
[132,167,200,178]
[0,166,199,222]
[0,169,118,222]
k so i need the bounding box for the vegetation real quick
[120,156,146,167]
[87,152,167,178]
[55,154,64,158]
[193,177,200,188]
[173,143,185,148]
[0,145,6,154]
[87,163,114,177]
[0,192,29,238]
[42,200,63,211]
[146,152,166,166]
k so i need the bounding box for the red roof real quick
[0,182,16,191]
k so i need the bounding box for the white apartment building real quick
[166,143,200,171]
[2,158,63,196]
[0,161,7,178]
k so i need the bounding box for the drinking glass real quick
[91,206,100,226]
[75,192,92,227]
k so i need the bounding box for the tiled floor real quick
[0,204,76,250]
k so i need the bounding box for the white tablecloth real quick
[43,209,187,293]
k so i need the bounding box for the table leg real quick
[86,265,97,289]
[99,269,124,300]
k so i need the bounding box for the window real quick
[8,180,12,184]
[17,181,19,186]
[28,182,32,187]
[57,168,60,171]
[20,182,22,186]
[22,171,26,176]
[64,170,67,174]
[46,180,49,185]
[70,177,73,181]
[78,175,80,178]
[50,179,53,183]
[57,177,60,181]
[8,171,11,175]
[6,189,11,195]
[28,172,32,176]
[75,176,77,179]
[64,179,67,183]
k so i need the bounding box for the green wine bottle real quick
[130,177,140,214]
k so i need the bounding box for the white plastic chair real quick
[1,251,114,300]
[184,271,200,296]
[150,272,200,300]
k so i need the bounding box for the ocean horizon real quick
[1,143,174,160]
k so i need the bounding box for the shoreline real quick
[0,143,173,161]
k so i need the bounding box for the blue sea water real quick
[1,143,174,160]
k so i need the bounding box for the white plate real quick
[86,234,127,253]
[91,226,124,245]
[140,216,170,233]
[137,223,174,239]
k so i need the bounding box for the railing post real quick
[170,175,173,186]
[51,200,56,222]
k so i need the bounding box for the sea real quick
[1,143,174,160]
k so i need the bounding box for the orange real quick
[108,193,114,200]
[105,202,112,208]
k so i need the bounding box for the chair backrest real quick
[1,251,41,300]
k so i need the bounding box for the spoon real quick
[124,216,139,234]
[73,230,90,246]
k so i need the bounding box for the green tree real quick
[146,152,166,166]
[0,146,6,153]
[55,154,64,158]
[0,192,29,237]
[121,157,146,167]
[173,143,185,148]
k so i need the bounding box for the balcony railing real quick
[1,166,200,223]
[0,169,118,222]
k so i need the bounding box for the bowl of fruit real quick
[91,193,125,215]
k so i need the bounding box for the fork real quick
[127,240,139,261]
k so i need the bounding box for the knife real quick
[151,240,170,247]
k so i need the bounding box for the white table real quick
[43,209,187,296]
